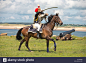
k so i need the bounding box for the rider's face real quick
[39,13,41,15]
[38,6,40,8]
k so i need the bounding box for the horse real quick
[16,13,63,52]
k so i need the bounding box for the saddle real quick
[28,24,44,33]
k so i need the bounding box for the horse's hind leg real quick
[18,39,25,51]
[25,37,31,52]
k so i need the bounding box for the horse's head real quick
[54,13,63,26]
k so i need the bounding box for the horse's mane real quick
[45,15,54,25]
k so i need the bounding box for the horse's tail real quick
[16,28,23,40]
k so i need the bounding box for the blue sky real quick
[0,0,86,24]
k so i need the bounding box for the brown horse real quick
[16,13,63,52]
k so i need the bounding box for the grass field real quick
[0,36,86,57]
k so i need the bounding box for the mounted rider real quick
[28,4,48,34]
[34,4,48,23]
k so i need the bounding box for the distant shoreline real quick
[0,25,86,32]
[54,27,86,32]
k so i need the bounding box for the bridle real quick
[55,16,59,26]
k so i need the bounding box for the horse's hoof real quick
[54,48,56,51]
[47,52,51,53]
[18,49,20,51]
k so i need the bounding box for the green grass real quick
[0,36,86,57]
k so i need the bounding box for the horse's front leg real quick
[46,39,49,52]
[46,36,56,51]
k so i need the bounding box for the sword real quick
[42,7,58,11]
[32,7,58,17]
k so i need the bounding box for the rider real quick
[28,4,48,34]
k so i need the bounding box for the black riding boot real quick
[37,31,39,38]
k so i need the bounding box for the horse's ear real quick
[56,13,59,16]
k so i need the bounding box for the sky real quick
[0,0,86,24]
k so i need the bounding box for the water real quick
[0,29,86,37]
[0,29,18,36]
[53,30,86,37]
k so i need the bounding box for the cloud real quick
[34,0,65,9]
[83,19,86,21]
[54,9,64,15]
[22,15,29,20]
[0,0,86,24]
[10,16,15,19]
[0,0,86,14]
[65,0,86,9]
[34,0,86,10]
[0,0,34,14]
[74,16,82,20]
[80,10,86,16]
[6,16,15,19]
[83,16,86,21]
[63,16,72,20]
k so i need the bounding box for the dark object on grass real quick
[56,29,75,41]
[0,33,7,36]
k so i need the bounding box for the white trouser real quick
[34,23,40,31]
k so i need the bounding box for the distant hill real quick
[59,24,86,27]
[54,24,86,27]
